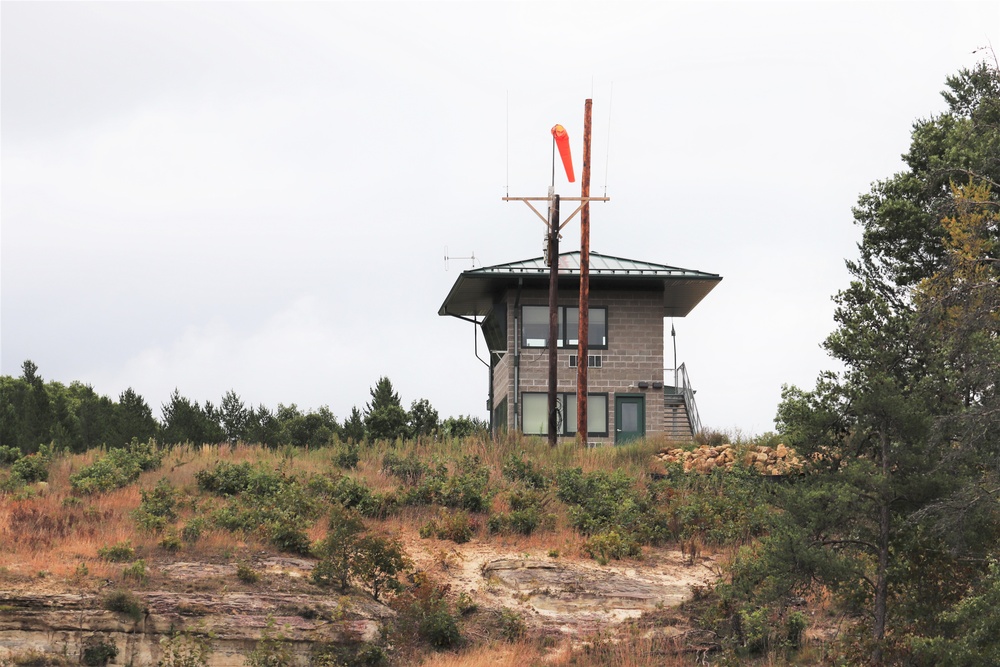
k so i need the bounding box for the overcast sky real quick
[2,1,997,435]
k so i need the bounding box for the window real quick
[522,306,607,349]
[569,355,603,368]
[520,392,608,437]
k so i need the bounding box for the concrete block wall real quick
[491,287,666,443]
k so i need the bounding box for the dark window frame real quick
[521,305,608,350]
[520,391,609,438]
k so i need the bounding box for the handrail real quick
[664,363,702,437]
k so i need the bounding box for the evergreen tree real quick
[342,406,365,443]
[219,390,249,444]
[114,387,158,446]
[364,377,408,442]
[761,62,1000,663]
[18,360,51,453]
[161,389,223,445]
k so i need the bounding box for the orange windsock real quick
[551,124,575,183]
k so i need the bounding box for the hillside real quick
[0,434,825,667]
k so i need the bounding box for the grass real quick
[0,430,813,666]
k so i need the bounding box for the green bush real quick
[324,474,398,519]
[157,631,212,667]
[382,451,429,485]
[195,461,253,495]
[353,535,408,601]
[583,530,642,564]
[181,518,205,543]
[331,443,360,470]
[784,611,807,649]
[418,600,461,649]
[82,637,118,666]
[737,607,771,654]
[495,608,527,642]
[122,559,147,583]
[244,616,293,667]
[502,453,549,489]
[70,440,162,494]
[159,531,182,552]
[98,541,136,563]
[236,561,261,584]
[102,588,145,622]
[0,445,22,465]
[134,479,179,533]
[310,643,387,667]
[311,506,366,591]
[11,452,50,483]
[420,510,475,544]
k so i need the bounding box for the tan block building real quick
[439,252,721,444]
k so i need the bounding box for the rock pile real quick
[656,443,804,475]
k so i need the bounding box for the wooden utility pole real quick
[503,109,609,445]
[577,99,593,444]
[547,193,560,446]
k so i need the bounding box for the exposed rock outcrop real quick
[655,443,804,475]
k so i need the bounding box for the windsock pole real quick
[547,193,561,447]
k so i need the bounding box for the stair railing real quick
[673,363,702,437]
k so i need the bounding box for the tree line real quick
[0,365,485,454]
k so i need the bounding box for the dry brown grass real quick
[413,635,701,667]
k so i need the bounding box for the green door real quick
[615,395,645,445]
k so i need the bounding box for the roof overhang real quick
[438,251,722,319]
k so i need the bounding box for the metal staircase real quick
[663,363,701,442]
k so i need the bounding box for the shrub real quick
[82,637,118,666]
[583,530,642,564]
[266,512,312,555]
[0,445,21,465]
[98,541,136,563]
[181,518,205,543]
[325,474,397,519]
[195,461,255,495]
[236,561,261,584]
[134,479,179,534]
[418,600,461,649]
[159,531,182,552]
[312,507,366,591]
[122,559,148,583]
[421,510,475,544]
[502,453,549,489]
[70,439,162,494]
[331,443,360,470]
[311,643,387,667]
[102,588,145,622]
[244,616,293,667]
[382,451,429,485]
[353,535,408,601]
[737,606,771,654]
[157,631,212,667]
[785,611,807,649]
[496,608,527,642]
[439,456,491,512]
[11,452,49,483]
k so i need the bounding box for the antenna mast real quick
[577,99,593,444]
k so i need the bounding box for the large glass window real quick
[521,392,608,437]
[522,306,607,349]
[521,394,549,435]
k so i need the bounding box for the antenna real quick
[444,246,477,271]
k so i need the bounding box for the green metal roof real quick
[439,251,722,319]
